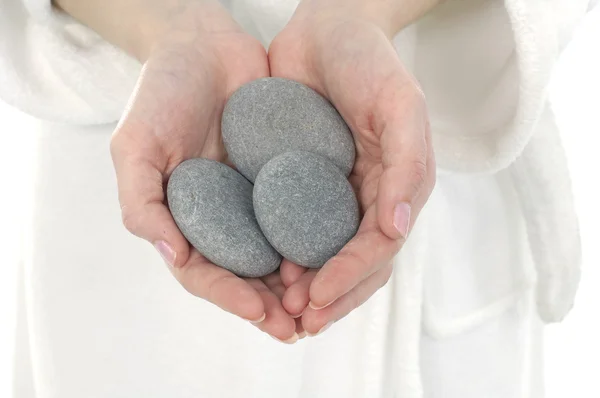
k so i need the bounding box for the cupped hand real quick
[109,3,299,343]
[270,7,436,336]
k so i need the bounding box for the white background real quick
[543,7,600,397]
[0,8,599,398]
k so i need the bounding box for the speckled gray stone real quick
[222,77,355,182]
[167,158,281,278]
[253,151,360,268]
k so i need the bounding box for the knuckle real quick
[339,247,371,273]
[109,123,148,164]
[175,268,205,299]
[109,127,129,160]
[409,157,428,192]
[205,274,236,303]
[120,205,142,235]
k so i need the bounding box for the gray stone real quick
[222,77,355,182]
[253,151,360,268]
[167,158,281,278]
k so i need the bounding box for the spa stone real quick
[222,77,355,182]
[167,158,281,278]
[253,151,360,268]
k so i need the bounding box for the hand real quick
[100,3,299,342]
[269,2,437,336]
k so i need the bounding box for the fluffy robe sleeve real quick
[0,0,140,125]
[406,0,594,172]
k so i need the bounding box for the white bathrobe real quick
[0,0,595,397]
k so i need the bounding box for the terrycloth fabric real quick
[0,0,140,124]
[510,106,582,323]
[0,0,594,397]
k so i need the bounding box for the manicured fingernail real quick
[155,240,176,267]
[249,313,266,324]
[271,333,299,344]
[298,331,307,339]
[307,321,334,337]
[393,202,411,238]
[308,300,333,310]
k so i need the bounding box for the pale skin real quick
[54,0,438,342]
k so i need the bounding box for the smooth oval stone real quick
[222,77,355,182]
[167,158,281,278]
[253,151,360,268]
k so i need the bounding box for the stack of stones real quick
[167,78,360,278]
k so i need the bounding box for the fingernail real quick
[249,313,266,324]
[308,300,334,310]
[393,203,411,238]
[292,308,306,319]
[155,240,176,267]
[271,333,299,344]
[307,321,334,337]
[298,331,307,339]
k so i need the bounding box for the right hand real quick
[109,2,302,343]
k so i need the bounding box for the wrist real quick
[53,0,239,62]
[295,0,442,36]
[136,1,245,61]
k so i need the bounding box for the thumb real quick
[110,129,191,268]
[376,93,434,241]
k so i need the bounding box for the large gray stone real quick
[167,158,281,278]
[222,77,355,182]
[253,151,360,268]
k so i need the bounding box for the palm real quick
[112,29,299,341]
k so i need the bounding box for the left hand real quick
[271,1,437,336]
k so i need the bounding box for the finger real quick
[263,269,307,338]
[308,206,400,309]
[296,318,306,339]
[171,250,265,322]
[303,264,393,336]
[282,269,318,317]
[376,85,433,241]
[279,260,308,288]
[260,271,287,298]
[110,133,191,268]
[247,278,298,343]
[262,269,308,338]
